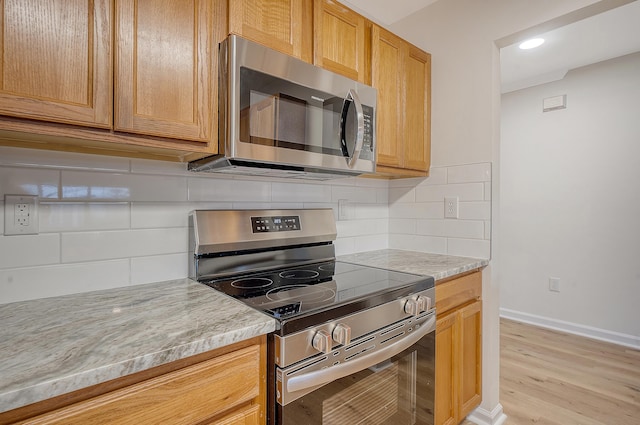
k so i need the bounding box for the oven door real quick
[276,314,435,425]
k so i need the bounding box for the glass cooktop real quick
[202,261,434,334]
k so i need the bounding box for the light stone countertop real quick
[0,278,276,414]
[0,250,486,415]
[338,249,489,281]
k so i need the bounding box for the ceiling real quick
[341,0,640,93]
[500,0,640,93]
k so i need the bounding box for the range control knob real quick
[312,330,332,354]
[404,298,420,317]
[416,295,432,312]
[332,323,352,346]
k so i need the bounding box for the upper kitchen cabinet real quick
[372,25,431,177]
[115,0,217,143]
[229,0,313,63]
[313,0,369,83]
[0,0,112,128]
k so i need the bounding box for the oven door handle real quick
[287,314,435,394]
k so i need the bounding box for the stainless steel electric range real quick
[189,209,436,425]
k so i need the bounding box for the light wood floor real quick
[462,318,640,425]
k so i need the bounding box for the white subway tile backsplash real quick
[415,182,485,202]
[354,234,388,252]
[458,201,491,220]
[334,237,356,256]
[62,171,188,201]
[0,146,130,172]
[389,218,417,235]
[271,182,331,203]
[421,167,448,185]
[484,182,492,200]
[337,219,388,238]
[131,202,193,229]
[447,163,491,183]
[0,234,60,268]
[332,185,378,203]
[130,158,189,175]
[389,202,443,219]
[375,188,389,204]
[389,234,447,254]
[389,187,416,204]
[416,219,447,237]
[445,220,485,239]
[447,238,491,259]
[189,177,272,202]
[61,228,187,263]
[40,202,130,232]
[0,166,59,198]
[0,260,130,304]
[355,204,389,219]
[390,162,492,259]
[131,253,189,285]
[0,146,492,301]
[388,177,427,188]
[232,202,274,210]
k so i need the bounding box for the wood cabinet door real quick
[313,0,367,82]
[371,25,403,169]
[403,45,431,172]
[435,312,458,425]
[21,345,262,425]
[229,0,312,62]
[0,0,112,127]
[458,300,482,419]
[115,0,215,143]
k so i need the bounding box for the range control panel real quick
[251,215,300,233]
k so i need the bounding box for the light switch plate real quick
[4,195,39,235]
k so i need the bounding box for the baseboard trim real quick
[500,308,640,349]
[467,403,507,425]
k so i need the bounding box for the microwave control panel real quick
[360,105,374,161]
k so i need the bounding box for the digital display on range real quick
[251,215,300,233]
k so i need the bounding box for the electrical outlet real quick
[4,195,39,235]
[549,277,561,292]
[444,196,459,219]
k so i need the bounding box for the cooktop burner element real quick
[230,277,273,289]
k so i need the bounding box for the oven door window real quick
[278,333,434,425]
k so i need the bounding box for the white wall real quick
[0,146,389,304]
[379,1,626,423]
[500,52,640,347]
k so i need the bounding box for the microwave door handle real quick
[286,314,435,394]
[340,89,365,167]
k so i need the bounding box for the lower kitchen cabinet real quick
[435,272,482,425]
[2,336,266,425]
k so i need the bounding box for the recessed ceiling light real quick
[519,38,545,50]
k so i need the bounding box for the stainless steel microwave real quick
[188,35,377,180]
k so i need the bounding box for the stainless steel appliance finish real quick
[190,209,435,424]
[188,35,377,180]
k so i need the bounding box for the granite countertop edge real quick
[337,249,489,280]
[0,278,276,414]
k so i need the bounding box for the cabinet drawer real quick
[21,345,261,425]
[435,271,481,315]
